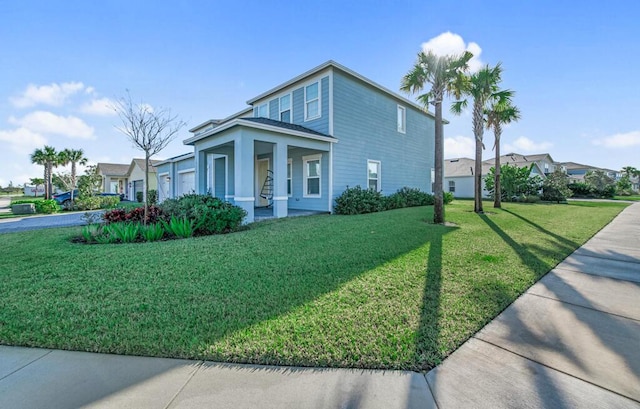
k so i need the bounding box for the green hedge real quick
[334,186,452,215]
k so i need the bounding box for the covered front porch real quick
[186,118,336,223]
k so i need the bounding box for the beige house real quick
[96,158,161,201]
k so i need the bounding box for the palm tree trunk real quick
[46,162,53,200]
[473,99,484,213]
[494,125,502,208]
[433,100,445,224]
[71,162,76,202]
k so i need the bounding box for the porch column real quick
[234,134,255,223]
[272,141,288,218]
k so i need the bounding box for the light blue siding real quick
[287,148,329,211]
[331,71,435,199]
[214,157,226,198]
[269,99,279,120]
[176,157,194,171]
[291,76,329,135]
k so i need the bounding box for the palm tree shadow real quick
[501,208,579,248]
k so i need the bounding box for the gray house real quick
[158,61,436,223]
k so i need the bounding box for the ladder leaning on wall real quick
[260,170,274,208]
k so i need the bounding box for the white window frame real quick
[367,160,381,192]
[303,154,322,198]
[280,94,292,123]
[304,81,321,121]
[287,158,293,197]
[254,103,268,118]
[397,105,406,134]
[448,180,455,193]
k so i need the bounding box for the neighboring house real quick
[443,158,493,199]
[127,158,160,201]
[444,153,547,199]
[559,162,621,183]
[166,60,436,223]
[155,153,195,202]
[96,163,130,195]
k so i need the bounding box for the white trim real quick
[328,142,334,212]
[234,196,255,201]
[304,81,321,121]
[184,118,338,145]
[367,160,381,192]
[225,195,234,199]
[397,105,406,134]
[287,158,293,197]
[279,93,292,123]
[273,196,288,201]
[154,152,195,166]
[177,168,195,174]
[328,70,334,135]
[158,172,169,177]
[303,153,322,198]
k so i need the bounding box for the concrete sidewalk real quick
[1,203,639,408]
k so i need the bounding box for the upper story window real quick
[305,82,320,121]
[368,160,381,192]
[397,105,406,133]
[254,103,268,118]
[280,94,291,123]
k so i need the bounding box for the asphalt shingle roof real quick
[96,163,130,176]
[240,117,334,138]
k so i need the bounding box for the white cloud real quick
[10,82,85,108]
[80,97,116,116]
[0,128,47,155]
[421,32,484,72]
[503,136,552,153]
[9,111,95,139]
[445,135,475,158]
[592,130,640,148]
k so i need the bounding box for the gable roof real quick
[154,152,195,167]
[184,117,337,145]
[128,158,161,176]
[96,163,130,177]
[246,60,438,121]
[486,152,554,166]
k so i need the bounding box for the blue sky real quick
[1,0,638,186]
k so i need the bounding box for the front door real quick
[255,158,270,207]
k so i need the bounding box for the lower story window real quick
[449,180,455,193]
[303,154,321,197]
[368,160,381,191]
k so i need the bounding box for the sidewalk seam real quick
[163,360,205,409]
[525,292,640,323]
[471,336,640,404]
[570,252,640,266]
[552,266,640,284]
[423,373,440,409]
[0,349,52,382]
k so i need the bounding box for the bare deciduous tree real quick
[112,92,186,222]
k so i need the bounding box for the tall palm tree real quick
[451,64,510,213]
[29,177,45,197]
[401,50,472,224]
[486,95,520,208]
[61,148,88,201]
[30,146,59,199]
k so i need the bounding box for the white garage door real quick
[178,171,195,197]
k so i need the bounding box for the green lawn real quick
[0,200,627,371]
[614,195,640,201]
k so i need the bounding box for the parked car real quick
[53,190,124,206]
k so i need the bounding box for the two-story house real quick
[157,61,436,223]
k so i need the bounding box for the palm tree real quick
[401,50,472,223]
[30,146,60,199]
[451,64,510,213]
[29,177,45,197]
[61,149,88,202]
[486,95,520,208]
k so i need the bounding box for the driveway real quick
[0,211,102,234]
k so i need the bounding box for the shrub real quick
[333,186,386,215]
[567,182,594,197]
[141,223,165,242]
[148,190,158,205]
[542,169,572,203]
[160,194,247,234]
[136,191,143,203]
[99,196,120,209]
[34,199,59,214]
[443,192,454,204]
[103,205,164,224]
[387,187,434,208]
[75,196,102,210]
[162,216,194,238]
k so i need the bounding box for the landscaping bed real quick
[0,200,627,371]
